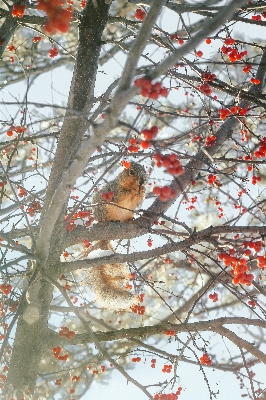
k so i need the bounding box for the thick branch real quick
[213,326,266,365]
[63,221,266,249]
[48,317,266,348]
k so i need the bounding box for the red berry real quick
[153,186,161,195]
[140,140,150,149]
[159,87,168,97]
[161,186,171,197]
[149,91,159,100]
[250,78,260,85]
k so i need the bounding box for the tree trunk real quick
[4,2,110,396]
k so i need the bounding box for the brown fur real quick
[84,162,147,311]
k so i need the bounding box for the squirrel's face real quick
[119,162,147,191]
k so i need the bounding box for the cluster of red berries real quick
[205,134,216,147]
[238,153,253,169]
[198,83,212,96]
[250,77,260,85]
[237,188,246,198]
[80,0,86,8]
[0,284,12,295]
[147,238,153,247]
[154,388,182,400]
[134,78,168,99]
[128,127,159,150]
[232,270,254,286]
[124,282,133,290]
[7,45,15,52]
[86,365,107,374]
[83,239,91,248]
[165,330,175,336]
[254,138,266,158]
[252,14,264,21]
[197,71,216,96]
[216,202,224,219]
[65,210,93,231]
[73,210,91,220]
[169,32,178,40]
[169,33,184,45]
[154,153,184,176]
[66,219,77,232]
[131,304,145,315]
[162,364,172,373]
[209,292,218,302]
[243,240,262,253]
[140,125,159,149]
[132,356,141,362]
[37,0,72,35]
[221,37,247,63]
[6,125,27,137]
[101,191,114,202]
[243,64,252,73]
[200,353,212,365]
[12,3,26,18]
[135,8,146,20]
[202,71,216,82]
[121,160,131,168]
[128,138,139,152]
[32,36,42,43]
[27,201,41,217]
[52,346,68,362]
[18,187,27,197]
[248,299,256,308]
[48,47,58,58]
[58,326,75,340]
[257,255,266,269]
[138,293,144,302]
[184,196,197,211]
[151,358,156,368]
[219,106,247,121]
[218,252,254,286]
[207,174,217,185]
[69,295,79,304]
[153,186,177,202]
[251,175,261,185]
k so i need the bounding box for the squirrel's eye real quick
[129,169,135,175]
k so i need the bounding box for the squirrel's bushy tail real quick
[82,241,138,311]
[85,262,138,311]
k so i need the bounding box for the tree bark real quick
[4,2,110,396]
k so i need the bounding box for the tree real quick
[1,0,266,398]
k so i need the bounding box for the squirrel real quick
[91,161,147,224]
[84,162,147,311]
